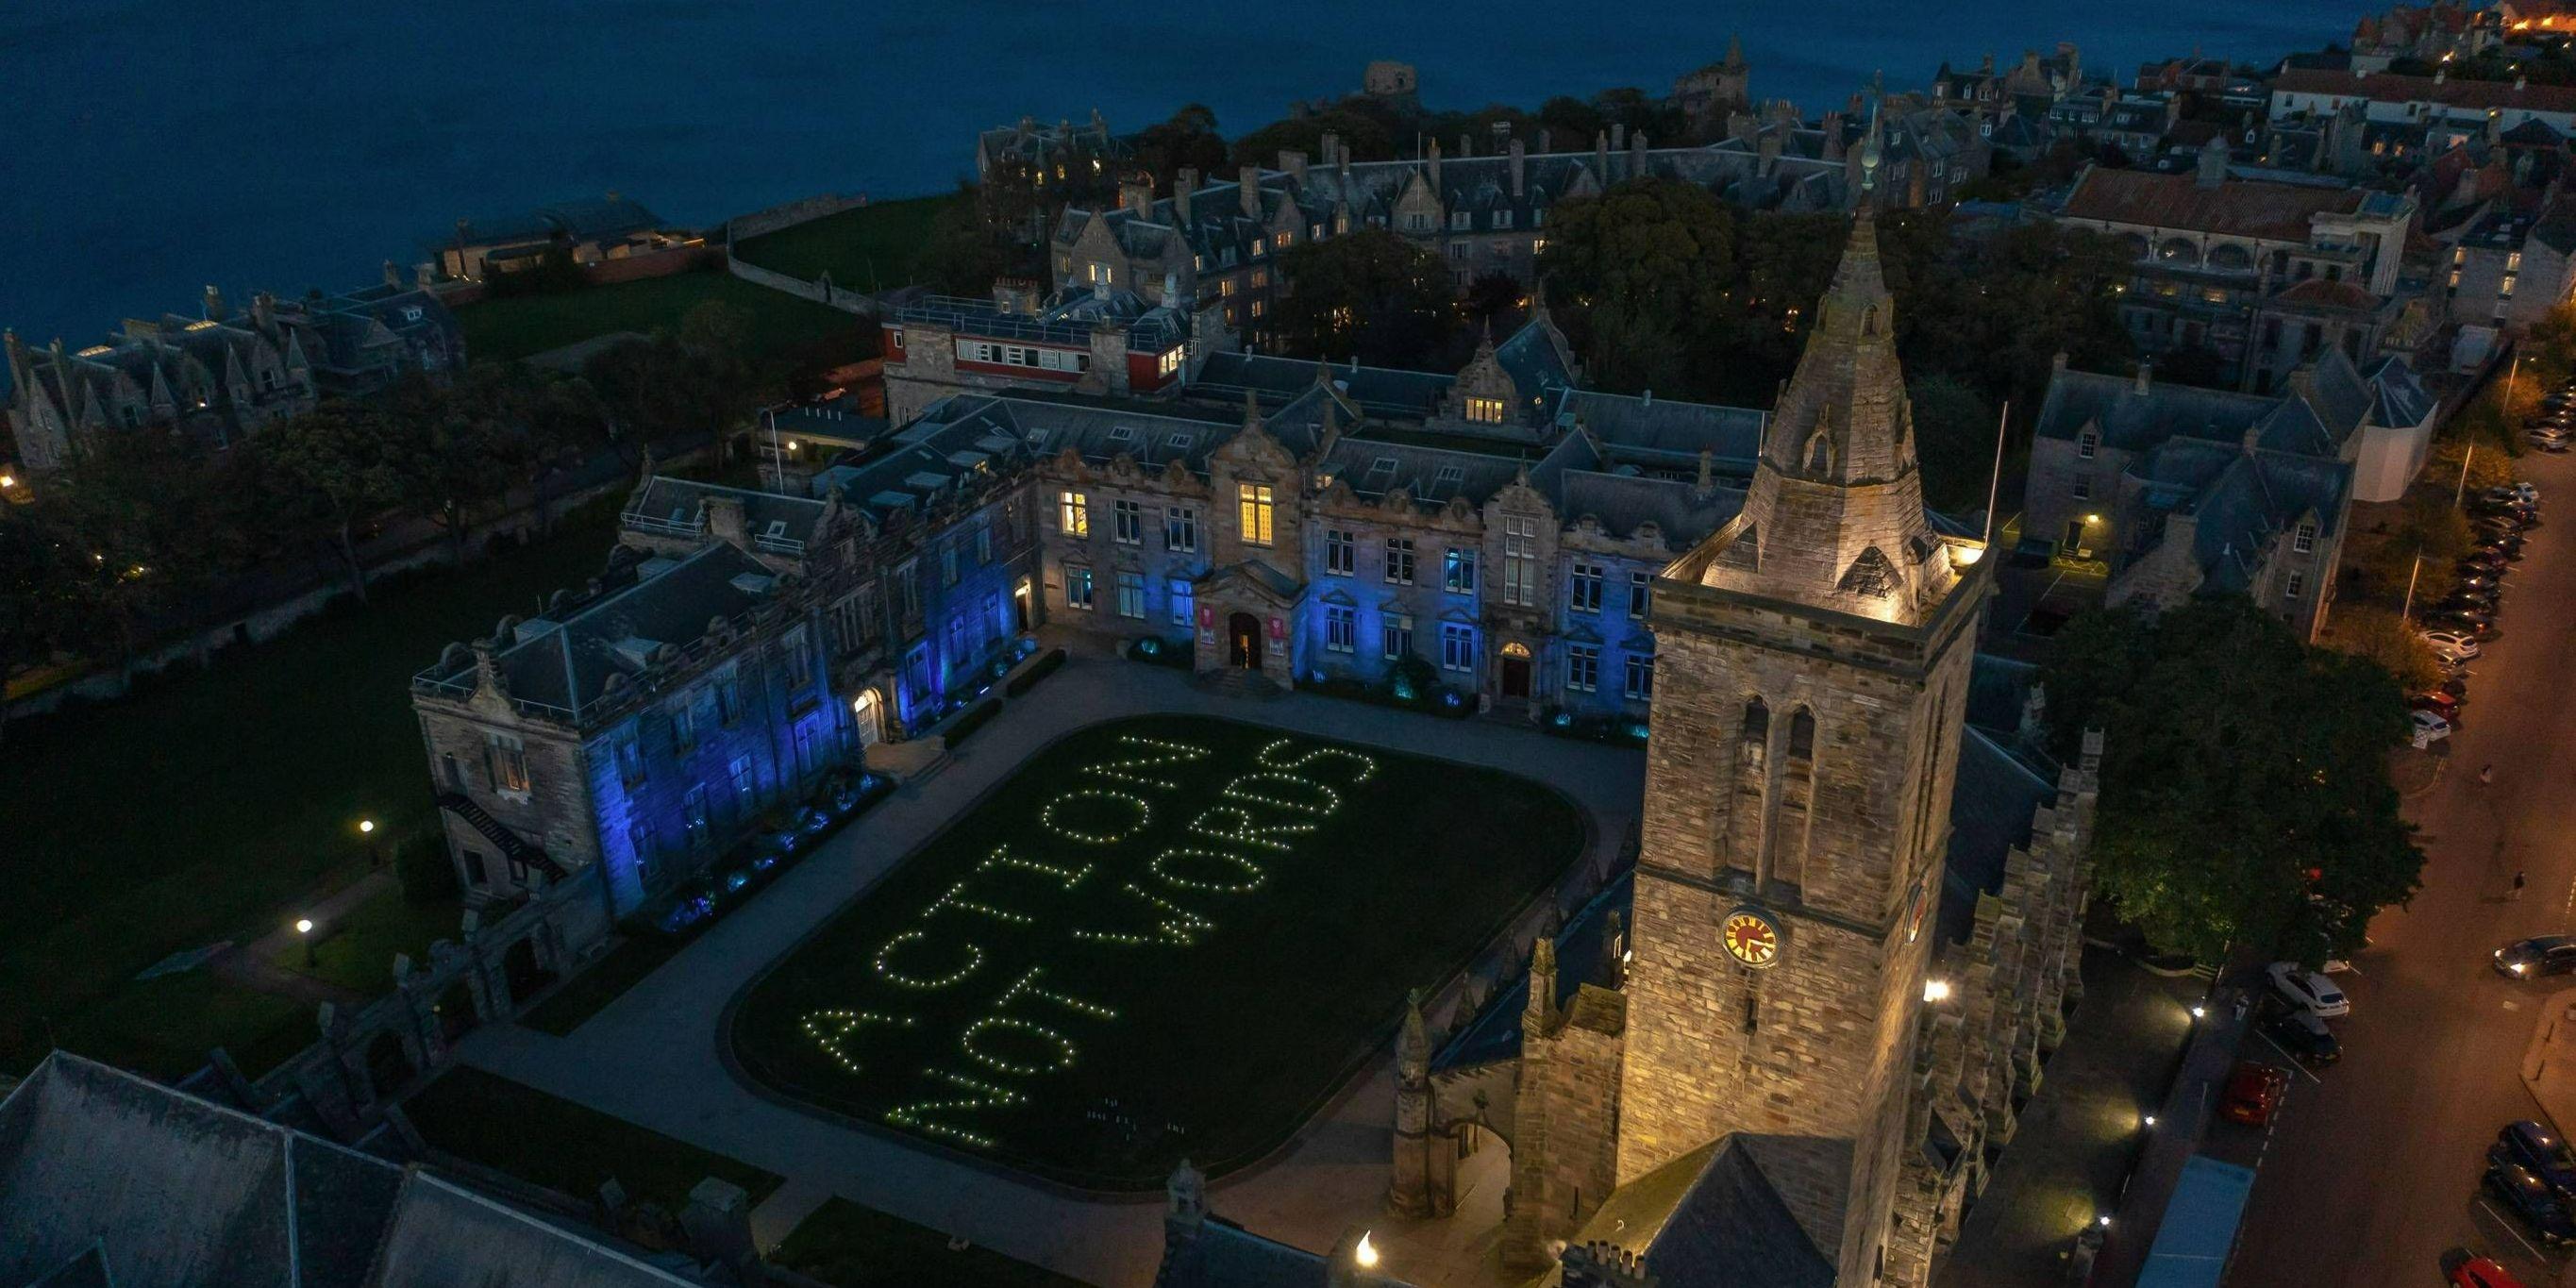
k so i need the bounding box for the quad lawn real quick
[772,1197,1093,1288]
[404,1064,780,1213]
[0,511,616,1078]
[728,192,962,293]
[455,268,864,363]
[728,713,1584,1190]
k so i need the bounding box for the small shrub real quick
[1124,636,1194,669]
[1006,647,1068,697]
[945,698,1003,745]
[396,830,462,906]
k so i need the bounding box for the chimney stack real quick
[1510,138,1527,197]
[1429,138,1443,191]
[2134,360,2153,395]
[1239,164,1261,216]
[202,284,226,321]
[382,259,402,289]
[1280,149,1309,184]
[1121,176,1154,216]
[1175,168,1197,222]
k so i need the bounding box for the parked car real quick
[2496,936,2576,979]
[2265,1009,2341,1064]
[2438,593,2502,616]
[2485,1161,2576,1246]
[2412,711,2456,745]
[2479,535,2528,562]
[2451,1255,2527,1288]
[2412,692,2463,722]
[2436,675,2471,700]
[2423,615,2500,643]
[2531,435,2571,454]
[2426,631,2484,662]
[2269,962,2351,1016]
[2482,485,2541,507]
[2220,1061,2289,1126]
[2498,1121,2576,1198]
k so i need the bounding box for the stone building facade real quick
[5,271,463,474]
[1363,179,2098,1288]
[2023,353,2376,641]
[1045,109,1981,336]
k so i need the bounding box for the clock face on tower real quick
[1722,909,1782,969]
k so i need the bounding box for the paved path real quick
[1935,948,2200,1288]
[460,649,1645,1287]
[209,869,397,1009]
[2228,444,2576,1288]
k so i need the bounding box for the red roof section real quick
[2274,68,2576,115]
[2062,168,2365,241]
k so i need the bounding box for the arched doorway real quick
[435,979,477,1041]
[503,937,555,1003]
[1499,641,1533,700]
[850,689,884,747]
[364,1029,413,1102]
[1229,612,1263,670]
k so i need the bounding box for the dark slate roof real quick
[1939,727,2058,945]
[2363,355,2434,427]
[1569,1138,1836,1288]
[1192,352,1451,420]
[821,393,1225,518]
[1434,873,1634,1072]
[367,1172,706,1288]
[1153,1220,1335,1288]
[1319,437,1522,507]
[1494,313,1579,404]
[0,1053,709,1288]
[1553,471,1743,545]
[625,477,829,550]
[486,541,787,716]
[2034,369,2279,453]
[1552,390,1768,475]
[0,1051,403,1288]
[1963,653,2041,734]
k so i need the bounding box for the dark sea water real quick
[3,0,2367,349]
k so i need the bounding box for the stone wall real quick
[727,192,877,243]
[1508,979,1627,1271]
[725,253,876,317]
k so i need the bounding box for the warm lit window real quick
[1466,396,1505,424]
[484,734,529,794]
[1060,490,1089,537]
[1158,347,1183,376]
[1238,483,1274,546]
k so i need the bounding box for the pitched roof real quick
[2061,166,2364,241]
[481,541,790,716]
[2273,68,2576,117]
[0,1052,701,1288]
[1567,1137,1837,1288]
[1939,726,2058,945]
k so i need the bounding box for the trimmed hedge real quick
[1005,647,1068,697]
[945,698,1002,746]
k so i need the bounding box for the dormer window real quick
[2293,522,2317,554]
[2077,429,2099,460]
[1495,210,1514,230]
[1466,396,1506,424]
[1450,210,1471,231]
[1433,464,1465,489]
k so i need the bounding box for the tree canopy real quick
[2040,596,2423,965]
[1268,228,1463,370]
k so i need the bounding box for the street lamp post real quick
[295,917,317,966]
[359,817,382,869]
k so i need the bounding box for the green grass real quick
[0,515,616,1077]
[729,193,962,293]
[728,713,1584,1189]
[455,269,864,364]
[405,1064,781,1212]
[53,972,314,1084]
[772,1198,1094,1288]
[516,934,686,1037]
[271,886,467,995]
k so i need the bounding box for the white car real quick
[2268,962,2350,1018]
[2411,710,2453,746]
[2425,631,2483,662]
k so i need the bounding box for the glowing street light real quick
[1354,1232,1380,1269]
[359,817,383,868]
[295,917,317,966]
[2190,1004,2208,1020]
[1924,978,1953,1004]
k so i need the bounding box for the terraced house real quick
[1045,109,1982,331]
[4,271,462,474]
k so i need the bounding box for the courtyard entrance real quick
[1499,641,1532,700]
[1228,612,1262,670]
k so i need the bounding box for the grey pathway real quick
[459,645,1646,1288]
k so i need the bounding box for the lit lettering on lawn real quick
[796,730,1380,1152]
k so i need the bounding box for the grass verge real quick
[729,193,962,293]
[457,269,863,363]
[405,1064,781,1212]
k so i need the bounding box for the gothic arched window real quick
[1787,709,1815,761]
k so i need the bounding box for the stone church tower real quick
[1613,151,1991,1282]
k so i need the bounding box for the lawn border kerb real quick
[714,711,1598,1198]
